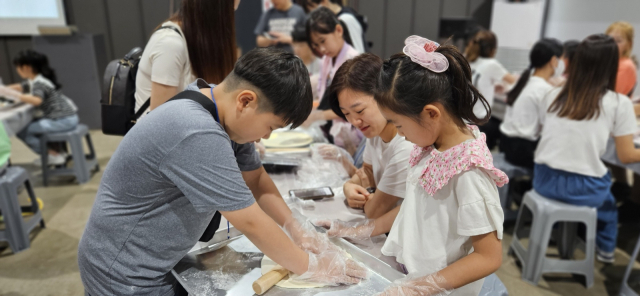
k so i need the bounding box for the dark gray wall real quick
[350,0,492,58]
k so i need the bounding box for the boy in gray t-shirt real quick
[255,0,306,53]
[78,48,366,296]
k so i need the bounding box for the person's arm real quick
[17,93,43,106]
[634,103,640,116]
[615,134,640,164]
[377,232,502,295]
[502,73,517,85]
[242,166,291,226]
[6,83,22,92]
[315,204,400,240]
[149,82,178,110]
[269,31,293,45]
[363,190,400,219]
[256,35,277,47]
[222,203,308,274]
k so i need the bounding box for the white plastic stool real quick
[492,152,532,221]
[510,189,596,288]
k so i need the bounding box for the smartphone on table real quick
[289,186,334,200]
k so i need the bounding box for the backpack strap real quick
[158,25,183,37]
[165,90,223,242]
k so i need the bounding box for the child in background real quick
[255,0,307,53]
[606,21,637,97]
[291,25,322,100]
[534,34,640,263]
[549,40,578,87]
[499,39,564,169]
[318,36,506,295]
[301,0,367,53]
[303,6,361,154]
[465,30,517,149]
[8,50,78,165]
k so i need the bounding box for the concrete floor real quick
[0,131,639,296]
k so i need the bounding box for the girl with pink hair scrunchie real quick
[317,36,506,295]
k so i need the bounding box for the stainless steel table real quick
[173,153,402,295]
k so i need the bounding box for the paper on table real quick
[226,268,263,296]
[228,235,262,253]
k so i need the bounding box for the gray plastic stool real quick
[492,153,532,221]
[620,235,640,296]
[509,189,596,288]
[0,166,45,253]
[40,124,99,186]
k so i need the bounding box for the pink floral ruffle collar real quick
[409,125,508,195]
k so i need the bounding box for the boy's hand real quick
[282,209,342,254]
[374,272,452,296]
[291,251,368,286]
[344,182,370,208]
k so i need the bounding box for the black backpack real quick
[100,26,181,135]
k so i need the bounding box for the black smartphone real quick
[289,186,334,200]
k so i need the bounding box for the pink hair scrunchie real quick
[403,35,449,73]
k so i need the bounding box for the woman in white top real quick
[499,39,564,169]
[534,34,640,263]
[465,30,517,149]
[134,0,240,118]
[328,53,412,219]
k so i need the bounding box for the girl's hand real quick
[290,251,368,286]
[344,182,370,208]
[314,219,375,242]
[356,169,371,188]
[374,272,452,296]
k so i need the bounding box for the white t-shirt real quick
[534,89,637,177]
[134,21,195,118]
[500,76,555,141]
[381,129,504,296]
[472,57,509,119]
[338,13,364,54]
[362,133,413,197]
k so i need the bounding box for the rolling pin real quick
[252,265,289,295]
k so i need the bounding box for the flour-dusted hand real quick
[291,251,368,286]
[314,219,375,243]
[283,209,341,254]
[374,272,452,296]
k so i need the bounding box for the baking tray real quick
[172,228,405,296]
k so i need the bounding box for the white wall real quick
[545,0,640,94]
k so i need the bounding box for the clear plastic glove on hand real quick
[291,251,369,286]
[374,272,452,296]
[283,209,341,254]
[314,219,375,243]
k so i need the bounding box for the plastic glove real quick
[290,250,369,286]
[316,144,342,160]
[314,219,375,243]
[344,182,370,208]
[255,142,266,158]
[283,209,342,254]
[374,272,452,296]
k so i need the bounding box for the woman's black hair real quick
[13,49,61,89]
[506,38,563,105]
[563,40,580,69]
[328,53,383,120]
[375,43,490,127]
[305,6,353,51]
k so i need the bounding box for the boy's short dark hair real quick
[223,47,313,128]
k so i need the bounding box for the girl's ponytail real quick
[37,54,61,89]
[437,45,490,125]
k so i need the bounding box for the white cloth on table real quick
[382,133,504,296]
[535,89,637,177]
[362,133,413,198]
[500,76,554,141]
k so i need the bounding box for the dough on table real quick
[260,252,354,289]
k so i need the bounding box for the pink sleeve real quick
[616,59,638,96]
